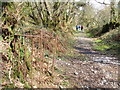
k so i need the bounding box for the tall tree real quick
[118,0,120,21]
[110,0,116,21]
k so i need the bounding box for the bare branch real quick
[94,0,110,5]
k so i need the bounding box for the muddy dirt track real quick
[56,32,120,88]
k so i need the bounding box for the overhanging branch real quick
[95,0,110,5]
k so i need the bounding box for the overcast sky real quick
[90,0,110,9]
[75,0,119,10]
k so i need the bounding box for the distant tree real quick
[118,1,120,21]
[110,0,116,22]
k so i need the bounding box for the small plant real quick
[61,80,69,87]
[63,76,70,80]
[94,44,110,51]
[94,39,102,43]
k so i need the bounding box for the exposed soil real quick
[56,32,120,88]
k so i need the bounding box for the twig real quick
[94,0,110,5]
[9,66,12,83]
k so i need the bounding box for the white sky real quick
[76,0,119,10]
[90,0,110,9]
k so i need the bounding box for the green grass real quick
[0,36,3,41]
[61,80,69,86]
[24,82,31,88]
[62,76,71,80]
[93,39,120,54]
[54,67,64,74]
[94,39,102,43]
[94,44,110,51]
[93,39,110,51]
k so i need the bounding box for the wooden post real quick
[32,37,34,61]
[52,35,57,73]
[39,36,41,59]
[40,30,44,61]
[31,37,34,88]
